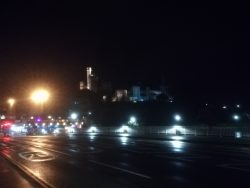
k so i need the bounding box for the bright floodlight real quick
[7,98,15,107]
[174,114,182,121]
[129,116,137,125]
[70,113,78,120]
[88,126,97,133]
[118,125,130,134]
[233,115,240,120]
[31,89,49,104]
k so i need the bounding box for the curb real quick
[0,152,55,188]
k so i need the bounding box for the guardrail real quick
[80,125,250,139]
[6,123,250,139]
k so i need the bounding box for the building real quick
[113,90,128,102]
[86,67,93,90]
[80,67,98,92]
[128,85,172,102]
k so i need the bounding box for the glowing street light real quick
[174,114,182,122]
[7,98,16,115]
[128,116,137,125]
[70,113,78,120]
[31,89,49,104]
[7,98,15,107]
[233,114,240,121]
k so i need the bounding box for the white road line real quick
[156,155,194,162]
[89,160,152,179]
[6,141,72,157]
[32,145,72,157]
[217,164,250,173]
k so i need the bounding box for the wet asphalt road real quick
[1,134,250,188]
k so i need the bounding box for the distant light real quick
[235,131,241,138]
[128,116,137,125]
[205,103,208,106]
[30,116,34,120]
[236,104,240,108]
[170,140,184,152]
[35,117,42,123]
[11,125,22,133]
[53,129,59,134]
[48,115,52,119]
[0,115,6,119]
[222,106,227,109]
[103,96,107,101]
[174,114,182,121]
[166,125,185,135]
[41,128,47,134]
[88,112,92,115]
[7,98,15,107]
[171,136,183,140]
[70,113,78,120]
[233,115,240,120]
[89,135,95,141]
[66,127,75,133]
[31,89,49,104]
[117,125,130,134]
[120,136,128,145]
[88,126,97,133]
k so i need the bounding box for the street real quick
[1,134,250,188]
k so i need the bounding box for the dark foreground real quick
[1,134,250,188]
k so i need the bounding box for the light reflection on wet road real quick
[1,134,250,187]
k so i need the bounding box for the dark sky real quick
[0,1,249,106]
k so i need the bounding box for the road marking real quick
[217,163,250,173]
[89,160,152,179]
[1,151,55,188]
[33,145,72,157]
[17,141,72,157]
[19,151,55,162]
[156,155,194,162]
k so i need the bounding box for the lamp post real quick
[7,98,15,116]
[31,89,49,115]
[174,114,182,122]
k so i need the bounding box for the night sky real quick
[0,1,249,107]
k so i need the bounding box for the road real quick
[1,134,250,188]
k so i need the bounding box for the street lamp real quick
[7,98,15,107]
[233,114,240,121]
[174,114,182,122]
[7,98,15,115]
[70,113,78,120]
[31,89,50,114]
[31,89,49,104]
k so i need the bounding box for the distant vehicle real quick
[0,119,14,136]
[53,125,65,135]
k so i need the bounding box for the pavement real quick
[0,151,39,188]
[1,134,250,187]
